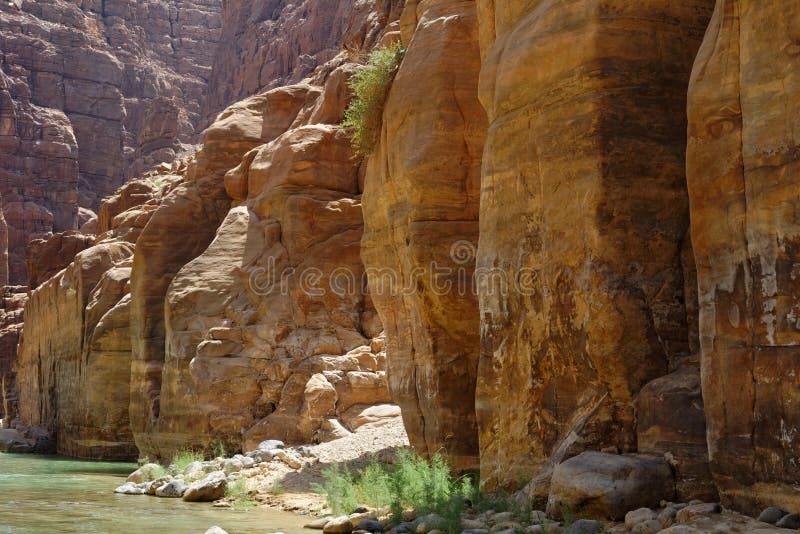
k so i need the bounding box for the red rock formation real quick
[687,0,800,514]
[0,0,221,284]
[16,178,160,459]
[203,0,403,120]
[361,0,486,470]
[475,0,713,491]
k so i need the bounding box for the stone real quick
[357,520,385,533]
[114,482,146,495]
[182,472,227,502]
[127,463,164,483]
[625,508,657,529]
[775,514,800,530]
[636,367,717,502]
[630,520,663,534]
[323,516,354,534]
[461,530,489,534]
[658,506,679,528]
[204,528,229,534]
[258,440,286,452]
[274,450,303,470]
[757,507,787,525]
[563,520,603,534]
[222,459,243,474]
[475,0,714,491]
[676,503,721,524]
[546,452,675,521]
[306,517,334,530]
[155,479,188,498]
[686,0,800,515]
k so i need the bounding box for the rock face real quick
[687,0,800,514]
[361,0,486,470]
[13,0,402,462]
[0,286,26,423]
[474,0,714,490]
[204,0,404,119]
[637,366,717,502]
[16,178,159,459]
[0,0,222,284]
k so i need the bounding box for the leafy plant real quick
[313,464,359,516]
[342,42,405,158]
[225,477,258,509]
[212,440,227,459]
[169,449,204,474]
[315,449,476,534]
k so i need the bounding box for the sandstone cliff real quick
[362,0,486,471]
[9,0,800,522]
[0,0,221,284]
[14,0,403,461]
[687,0,800,514]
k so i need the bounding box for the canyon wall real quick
[362,0,486,471]
[473,0,714,491]
[687,0,800,514]
[0,0,221,284]
[9,0,800,519]
[14,0,403,461]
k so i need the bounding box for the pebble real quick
[757,506,788,525]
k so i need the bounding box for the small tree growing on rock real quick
[342,42,405,158]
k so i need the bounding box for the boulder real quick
[182,471,227,502]
[127,463,163,483]
[323,516,354,534]
[155,479,188,498]
[546,452,675,520]
[636,367,717,502]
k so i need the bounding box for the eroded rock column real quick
[687,0,800,514]
[476,0,713,490]
[362,0,487,469]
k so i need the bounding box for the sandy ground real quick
[249,418,409,513]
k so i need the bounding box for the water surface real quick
[0,453,307,534]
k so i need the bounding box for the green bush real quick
[342,42,405,158]
[169,449,204,474]
[225,477,258,509]
[315,450,476,534]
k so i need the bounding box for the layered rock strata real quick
[361,0,487,471]
[474,0,714,490]
[0,0,222,284]
[687,0,800,514]
[16,178,160,459]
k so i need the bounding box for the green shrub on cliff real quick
[342,42,405,158]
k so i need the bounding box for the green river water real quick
[0,453,308,534]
